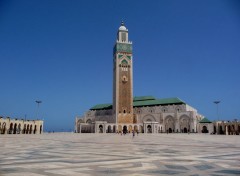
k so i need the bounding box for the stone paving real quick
[0,133,240,176]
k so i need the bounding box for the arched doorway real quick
[147,125,152,133]
[123,126,128,134]
[165,116,175,133]
[179,116,190,133]
[219,126,224,134]
[107,125,111,133]
[34,125,37,134]
[9,123,13,134]
[99,125,103,133]
[183,128,187,133]
[202,126,208,133]
[29,125,32,134]
[139,125,143,133]
[26,124,29,134]
[23,124,26,134]
[13,123,17,134]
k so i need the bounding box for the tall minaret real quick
[113,21,133,124]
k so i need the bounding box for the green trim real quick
[127,56,131,60]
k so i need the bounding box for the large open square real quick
[0,134,239,176]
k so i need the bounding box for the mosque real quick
[74,22,209,134]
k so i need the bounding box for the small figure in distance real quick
[132,130,135,138]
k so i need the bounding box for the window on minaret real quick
[122,33,126,42]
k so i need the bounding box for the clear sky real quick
[0,0,240,132]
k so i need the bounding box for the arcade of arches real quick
[0,117,44,135]
[212,121,240,135]
[77,118,240,135]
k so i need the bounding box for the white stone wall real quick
[0,117,44,134]
[76,103,203,133]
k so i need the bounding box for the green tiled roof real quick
[133,96,156,101]
[199,117,212,123]
[90,97,185,110]
[133,97,185,107]
[90,103,112,110]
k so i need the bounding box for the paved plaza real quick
[0,133,240,176]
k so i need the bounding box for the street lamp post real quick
[35,100,42,119]
[213,101,220,121]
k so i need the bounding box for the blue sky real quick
[0,0,240,132]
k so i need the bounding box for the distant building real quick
[0,117,43,134]
[75,22,205,134]
[198,118,240,135]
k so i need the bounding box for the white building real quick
[0,117,43,134]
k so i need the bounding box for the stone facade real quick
[0,117,44,134]
[76,102,204,134]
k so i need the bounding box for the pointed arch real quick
[9,123,13,134]
[179,115,190,133]
[121,59,128,65]
[13,123,17,134]
[143,114,156,122]
[34,125,37,134]
[165,115,175,133]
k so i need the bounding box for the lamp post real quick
[213,101,220,121]
[35,100,42,119]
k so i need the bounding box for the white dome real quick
[119,21,127,31]
[119,25,127,31]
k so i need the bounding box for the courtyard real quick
[0,133,239,176]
